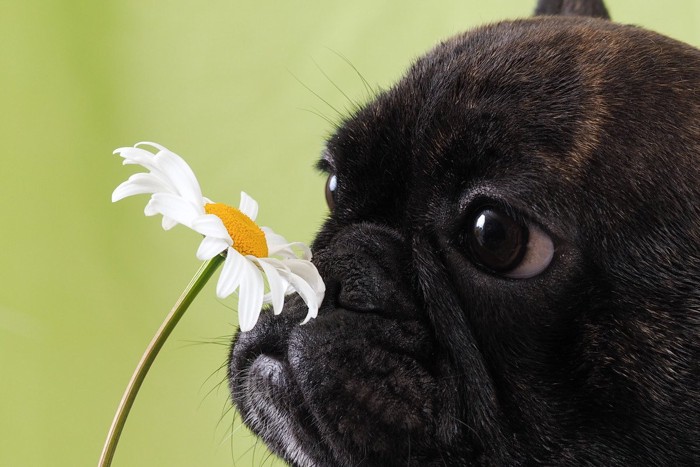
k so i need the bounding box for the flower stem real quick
[99,255,225,467]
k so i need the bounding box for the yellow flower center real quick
[204,203,268,258]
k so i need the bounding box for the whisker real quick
[216,400,237,432]
[288,69,344,118]
[298,107,338,128]
[234,435,258,461]
[325,47,375,98]
[180,336,231,347]
[261,447,276,467]
[252,437,261,464]
[225,406,240,466]
[197,362,230,408]
[311,57,360,112]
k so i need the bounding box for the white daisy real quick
[112,142,325,332]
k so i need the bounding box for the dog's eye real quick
[325,174,337,210]
[466,207,553,278]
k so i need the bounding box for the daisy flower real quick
[111,142,325,332]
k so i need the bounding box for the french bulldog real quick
[229,0,700,465]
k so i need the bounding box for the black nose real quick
[314,222,415,317]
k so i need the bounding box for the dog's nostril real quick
[258,349,285,364]
[318,276,382,313]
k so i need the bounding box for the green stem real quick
[99,255,225,467]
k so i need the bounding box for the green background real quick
[2,1,699,465]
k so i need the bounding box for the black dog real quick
[230,1,700,465]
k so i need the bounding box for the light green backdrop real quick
[2,1,699,466]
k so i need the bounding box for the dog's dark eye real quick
[325,174,337,210]
[466,207,554,278]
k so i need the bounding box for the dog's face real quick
[230,6,700,466]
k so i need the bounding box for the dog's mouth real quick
[229,298,447,466]
[229,308,333,467]
[233,352,326,467]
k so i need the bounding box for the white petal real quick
[292,242,313,261]
[261,226,289,247]
[115,147,170,183]
[256,258,289,315]
[135,141,167,152]
[111,173,172,202]
[191,214,230,240]
[259,257,290,273]
[237,258,265,332]
[144,192,202,228]
[262,227,312,260]
[266,244,295,260]
[268,241,312,261]
[114,143,189,201]
[238,191,259,221]
[114,146,158,169]
[196,236,228,260]
[113,145,178,195]
[151,150,204,206]
[161,216,178,230]
[120,142,206,208]
[216,248,246,298]
[279,269,320,324]
[286,259,326,304]
[272,259,325,325]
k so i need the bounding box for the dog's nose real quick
[316,222,413,315]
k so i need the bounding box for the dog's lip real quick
[248,353,286,386]
[232,333,294,404]
[233,348,334,466]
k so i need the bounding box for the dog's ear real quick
[534,0,610,19]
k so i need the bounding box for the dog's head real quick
[230,1,700,465]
